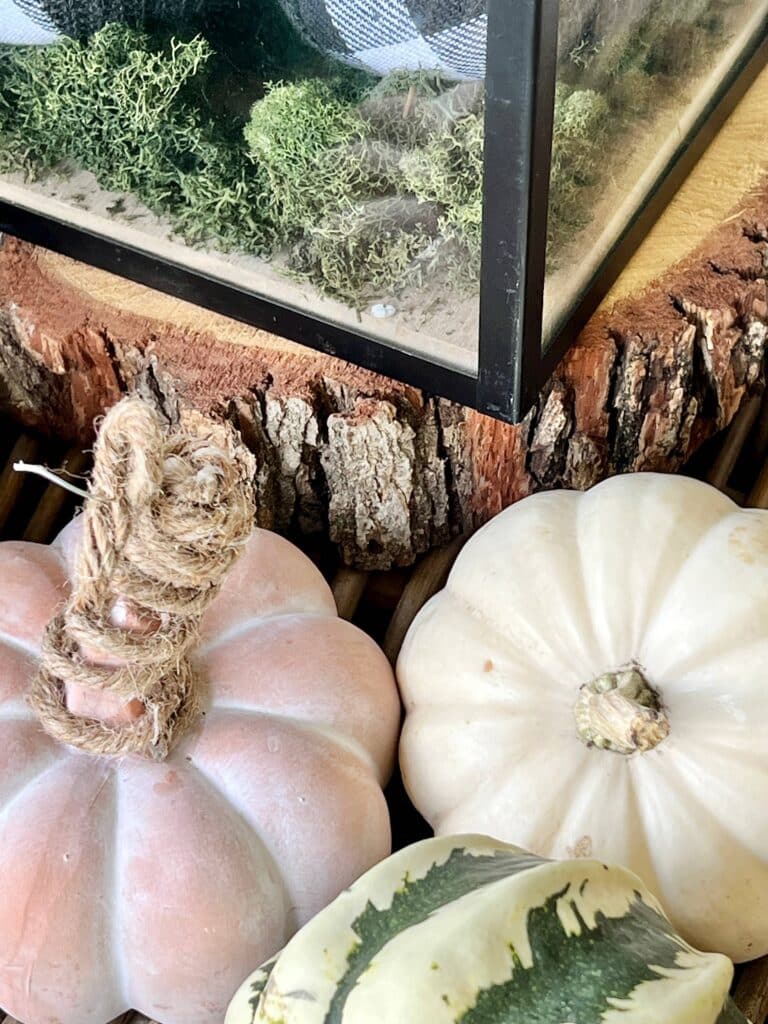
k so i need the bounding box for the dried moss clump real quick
[245,76,450,299]
[546,0,731,265]
[552,85,611,179]
[649,0,734,79]
[244,80,369,232]
[581,0,731,92]
[242,52,656,295]
[366,69,447,100]
[292,197,439,303]
[401,114,484,258]
[0,25,270,251]
[243,73,486,299]
[548,85,610,260]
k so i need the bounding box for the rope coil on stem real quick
[28,397,256,761]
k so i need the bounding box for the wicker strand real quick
[28,397,255,760]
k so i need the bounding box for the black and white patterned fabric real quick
[1,0,487,76]
[0,0,204,44]
[1,0,60,42]
[280,0,487,80]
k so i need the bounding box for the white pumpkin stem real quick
[575,665,670,754]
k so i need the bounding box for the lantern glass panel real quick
[0,0,488,374]
[1,0,766,421]
[542,0,768,349]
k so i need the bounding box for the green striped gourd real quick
[226,835,748,1024]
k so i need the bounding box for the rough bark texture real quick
[0,184,766,567]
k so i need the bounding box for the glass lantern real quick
[0,0,766,421]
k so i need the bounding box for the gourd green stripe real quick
[247,956,278,1023]
[324,848,549,1024]
[456,887,742,1023]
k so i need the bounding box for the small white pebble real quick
[370,303,397,319]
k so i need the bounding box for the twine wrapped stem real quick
[28,397,255,760]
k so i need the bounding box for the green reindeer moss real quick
[548,85,611,258]
[244,76,485,297]
[400,113,484,257]
[243,80,369,233]
[0,25,272,251]
[291,196,440,303]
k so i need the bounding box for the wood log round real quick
[0,71,767,568]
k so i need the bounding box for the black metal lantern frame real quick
[1,0,767,424]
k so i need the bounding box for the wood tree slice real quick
[1,70,767,568]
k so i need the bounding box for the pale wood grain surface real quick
[603,63,768,305]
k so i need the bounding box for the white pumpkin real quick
[397,472,768,962]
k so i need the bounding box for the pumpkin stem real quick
[574,665,669,754]
[29,397,256,761]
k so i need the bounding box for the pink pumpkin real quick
[0,518,399,1024]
